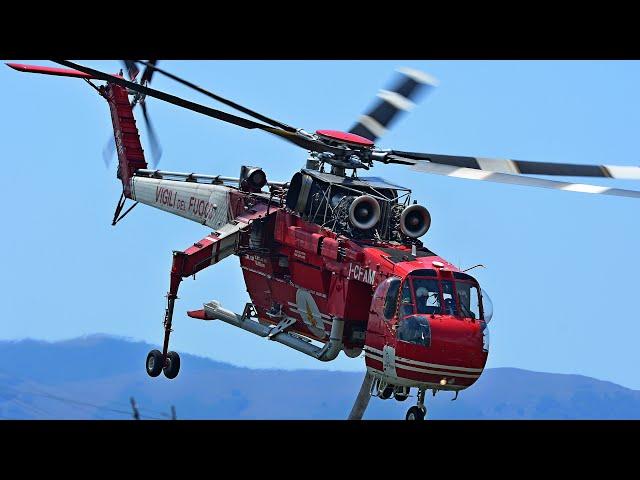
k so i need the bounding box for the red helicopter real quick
[8,60,640,421]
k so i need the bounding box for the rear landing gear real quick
[146,349,164,377]
[146,349,181,379]
[406,389,427,421]
[146,263,183,380]
[163,351,181,379]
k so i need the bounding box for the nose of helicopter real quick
[391,313,489,390]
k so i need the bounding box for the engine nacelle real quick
[400,204,431,238]
[348,195,381,230]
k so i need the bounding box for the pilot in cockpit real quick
[416,287,439,315]
[444,298,456,316]
[415,287,428,312]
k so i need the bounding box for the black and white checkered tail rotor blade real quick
[390,156,640,199]
[388,150,640,179]
[349,67,438,142]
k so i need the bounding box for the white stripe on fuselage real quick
[365,352,481,379]
[364,345,483,373]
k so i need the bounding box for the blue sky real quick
[2,60,639,389]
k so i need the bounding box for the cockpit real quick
[397,270,492,351]
[400,270,488,321]
[371,268,493,350]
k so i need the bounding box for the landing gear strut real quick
[406,389,427,421]
[144,232,241,381]
[146,287,181,379]
[146,252,185,380]
[158,289,181,379]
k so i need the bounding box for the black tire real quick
[395,393,409,402]
[380,386,394,400]
[163,351,181,379]
[406,406,426,421]
[146,349,163,378]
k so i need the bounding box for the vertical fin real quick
[103,83,148,197]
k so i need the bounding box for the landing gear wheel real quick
[146,350,163,378]
[395,392,409,402]
[163,351,181,379]
[380,386,394,400]
[406,406,426,421]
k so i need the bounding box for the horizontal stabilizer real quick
[6,63,97,79]
[187,309,210,320]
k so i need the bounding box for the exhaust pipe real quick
[202,301,344,362]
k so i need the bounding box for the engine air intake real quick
[400,204,431,238]
[348,195,381,230]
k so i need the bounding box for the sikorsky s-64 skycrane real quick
[8,61,640,420]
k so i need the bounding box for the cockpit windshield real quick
[402,271,483,320]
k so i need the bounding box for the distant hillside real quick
[1,335,639,420]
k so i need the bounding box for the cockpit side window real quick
[383,277,401,320]
[455,280,481,320]
[399,280,414,318]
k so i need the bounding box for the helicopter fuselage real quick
[237,190,490,394]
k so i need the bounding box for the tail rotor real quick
[103,60,163,169]
[138,95,163,168]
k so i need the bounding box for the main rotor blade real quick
[389,150,640,179]
[397,158,640,199]
[139,60,157,85]
[122,60,139,81]
[350,67,438,142]
[53,61,342,155]
[135,60,296,132]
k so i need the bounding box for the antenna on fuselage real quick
[462,264,486,273]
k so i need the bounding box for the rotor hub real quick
[315,130,374,148]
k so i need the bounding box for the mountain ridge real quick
[1,335,638,420]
